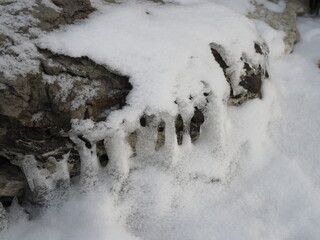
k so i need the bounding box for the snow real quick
[1,1,320,240]
[31,112,45,122]
[253,19,286,58]
[212,0,254,14]
[40,0,62,12]
[256,0,286,13]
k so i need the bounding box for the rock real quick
[39,48,132,122]
[210,42,269,105]
[0,49,132,181]
[155,120,166,150]
[0,0,132,205]
[33,0,95,31]
[190,109,205,142]
[175,114,184,145]
[248,0,309,54]
[0,158,26,199]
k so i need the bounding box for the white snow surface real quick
[1,1,320,240]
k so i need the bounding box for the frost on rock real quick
[0,0,40,79]
[43,73,100,111]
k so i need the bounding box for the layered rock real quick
[0,0,131,205]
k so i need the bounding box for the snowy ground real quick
[1,1,320,240]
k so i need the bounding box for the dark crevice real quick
[310,0,320,15]
[140,116,147,127]
[155,120,165,150]
[175,114,184,145]
[239,62,262,95]
[99,154,109,167]
[210,48,229,76]
[78,135,92,149]
[128,131,138,157]
[190,108,205,143]
[254,43,263,54]
[210,46,234,98]
[96,140,108,167]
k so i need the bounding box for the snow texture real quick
[0,0,40,79]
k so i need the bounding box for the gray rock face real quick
[33,0,95,31]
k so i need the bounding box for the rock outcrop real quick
[0,0,131,205]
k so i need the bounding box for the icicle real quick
[105,129,132,180]
[22,155,53,203]
[21,154,70,204]
[160,114,178,167]
[52,152,71,189]
[69,130,101,187]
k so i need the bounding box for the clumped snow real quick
[1,1,320,240]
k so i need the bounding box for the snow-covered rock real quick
[248,0,309,53]
[0,0,295,207]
